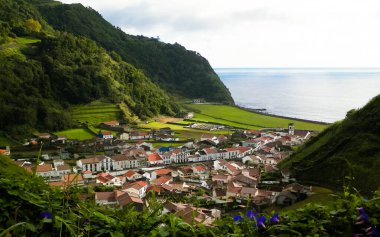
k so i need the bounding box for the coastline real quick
[235,105,332,125]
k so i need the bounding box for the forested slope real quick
[35,2,234,104]
[0,0,178,136]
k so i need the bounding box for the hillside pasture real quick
[71,102,121,126]
[54,128,94,141]
[186,104,327,131]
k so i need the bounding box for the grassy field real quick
[54,128,94,141]
[139,121,231,140]
[70,102,121,126]
[15,37,41,44]
[88,126,118,137]
[282,186,336,211]
[186,104,327,131]
[151,142,187,148]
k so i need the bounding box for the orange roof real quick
[225,147,250,154]
[124,170,137,178]
[80,155,106,164]
[171,149,182,154]
[82,170,92,174]
[101,131,113,136]
[236,146,250,153]
[203,148,218,154]
[195,165,205,172]
[154,168,172,175]
[151,175,171,185]
[36,164,52,173]
[135,181,148,187]
[224,147,239,152]
[148,153,162,162]
[0,149,7,154]
[64,174,84,183]
[147,185,161,193]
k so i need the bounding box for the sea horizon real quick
[216,68,380,123]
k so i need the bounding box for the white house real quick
[123,181,148,198]
[118,132,130,141]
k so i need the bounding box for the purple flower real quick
[358,207,369,223]
[270,213,280,223]
[41,211,53,223]
[233,215,243,222]
[83,219,90,225]
[246,210,258,220]
[368,225,379,236]
[256,216,266,229]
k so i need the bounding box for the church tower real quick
[288,123,295,135]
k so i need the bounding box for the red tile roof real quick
[154,168,172,176]
[203,148,218,154]
[124,170,137,178]
[101,131,113,136]
[36,164,52,173]
[80,155,106,164]
[195,165,205,172]
[151,175,172,185]
[64,174,84,183]
[135,181,148,187]
[95,192,116,202]
[148,153,162,162]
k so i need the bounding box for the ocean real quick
[216,68,380,123]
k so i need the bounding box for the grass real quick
[151,142,187,148]
[139,121,232,140]
[70,102,121,126]
[88,126,118,137]
[282,186,336,211]
[54,128,94,141]
[15,37,41,44]
[186,104,328,131]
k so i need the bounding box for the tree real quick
[25,19,41,33]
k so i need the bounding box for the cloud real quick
[59,0,380,67]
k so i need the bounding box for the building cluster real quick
[13,122,313,225]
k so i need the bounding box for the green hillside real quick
[280,94,380,194]
[0,0,179,137]
[35,2,234,104]
[187,104,327,131]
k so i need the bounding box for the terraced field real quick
[70,102,121,125]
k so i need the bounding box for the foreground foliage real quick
[0,156,379,236]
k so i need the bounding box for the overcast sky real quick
[60,0,380,68]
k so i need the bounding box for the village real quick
[7,119,316,226]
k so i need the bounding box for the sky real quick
[59,0,380,68]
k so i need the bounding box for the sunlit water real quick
[216,68,380,123]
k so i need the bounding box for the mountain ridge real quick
[35,1,234,104]
[0,0,232,137]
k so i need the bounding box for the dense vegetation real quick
[1,155,379,236]
[280,94,380,194]
[0,0,182,137]
[34,1,234,104]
